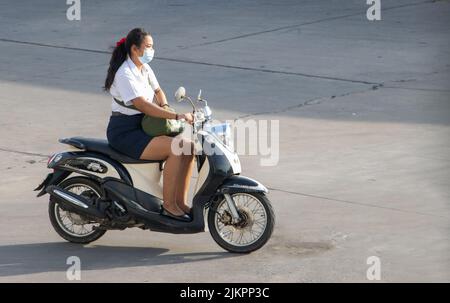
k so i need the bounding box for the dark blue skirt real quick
[107,113,153,159]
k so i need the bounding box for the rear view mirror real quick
[175,87,186,102]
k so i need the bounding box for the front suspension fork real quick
[223,193,241,223]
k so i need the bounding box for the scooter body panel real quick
[122,163,163,199]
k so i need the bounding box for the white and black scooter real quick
[35,87,275,253]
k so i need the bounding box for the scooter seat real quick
[59,136,163,164]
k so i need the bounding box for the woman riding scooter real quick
[104,28,194,221]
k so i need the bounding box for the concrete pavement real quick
[0,0,449,282]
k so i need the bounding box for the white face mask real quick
[139,48,154,64]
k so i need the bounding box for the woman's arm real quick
[153,88,168,107]
[132,96,194,123]
[133,96,175,119]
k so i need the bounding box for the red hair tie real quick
[116,37,126,47]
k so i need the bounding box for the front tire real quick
[48,176,106,244]
[208,192,275,253]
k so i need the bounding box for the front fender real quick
[217,175,268,195]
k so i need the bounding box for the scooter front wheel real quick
[208,192,275,253]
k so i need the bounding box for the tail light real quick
[47,153,62,167]
[47,154,55,166]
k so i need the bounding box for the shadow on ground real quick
[0,242,237,277]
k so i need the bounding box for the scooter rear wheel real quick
[48,177,106,244]
[208,192,275,253]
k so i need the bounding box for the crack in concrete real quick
[181,12,367,49]
[161,57,379,85]
[233,68,450,120]
[0,38,377,85]
[234,84,381,120]
[181,0,434,49]
[0,148,49,158]
[382,86,450,93]
[5,62,108,84]
[267,186,449,219]
[0,39,109,54]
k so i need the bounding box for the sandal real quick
[161,207,191,222]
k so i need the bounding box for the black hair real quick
[103,28,150,91]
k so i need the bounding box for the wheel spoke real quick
[222,228,233,241]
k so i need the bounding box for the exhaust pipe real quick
[53,189,89,209]
[46,185,106,219]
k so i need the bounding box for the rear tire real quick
[48,177,106,244]
[208,192,275,253]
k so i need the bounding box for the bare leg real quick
[175,152,195,213]
[139,136,185,216]
[171,138,195,213]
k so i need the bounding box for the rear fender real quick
[34,170,72,197]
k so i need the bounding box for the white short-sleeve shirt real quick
[109,56,160,115]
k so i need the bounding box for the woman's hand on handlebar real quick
[178,113,194,124]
